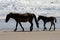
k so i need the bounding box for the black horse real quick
[5,12,39,31]
[38,15,57,31]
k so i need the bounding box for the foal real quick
[38,15,57,31]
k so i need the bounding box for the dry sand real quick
[0,30,60,40]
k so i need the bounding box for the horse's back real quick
[49,17,56,20]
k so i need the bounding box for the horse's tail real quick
[33,14,39,28]
[54,18,57,23]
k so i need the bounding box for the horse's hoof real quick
[43,30,45,31]
[53,30,55,31]
[23,30,24,31]
[49,29,51,31]
[43,29,45,31]
[14,30,16,32]
[46,29,47,31]
[49,30,50,31]
[30,28,33,31]
[30,30,32,31]
[23,29,24,31]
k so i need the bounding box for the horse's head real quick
[38,15,43,21]
[5,12,12,22]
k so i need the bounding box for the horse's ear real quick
[10,12,13,14]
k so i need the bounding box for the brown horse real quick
[5,12,39,31]
[38,15,57,31]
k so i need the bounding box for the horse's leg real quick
[29,21,33,31]
[19,22,24,31]
[53,23,55,31]
[43,22,47,31]
[49,22,53,31]
[43,23,45,31]
[14,22,18,31]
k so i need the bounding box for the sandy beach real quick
[0,30,60,40]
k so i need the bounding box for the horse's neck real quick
[41,17,46,21]
[10,14,15,19]
[41,17,44,19]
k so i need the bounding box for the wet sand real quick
[0,29,60,40]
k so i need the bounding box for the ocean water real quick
[0,17,60,31]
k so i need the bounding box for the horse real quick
[5,12,39,31]
[38,15,57,31]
